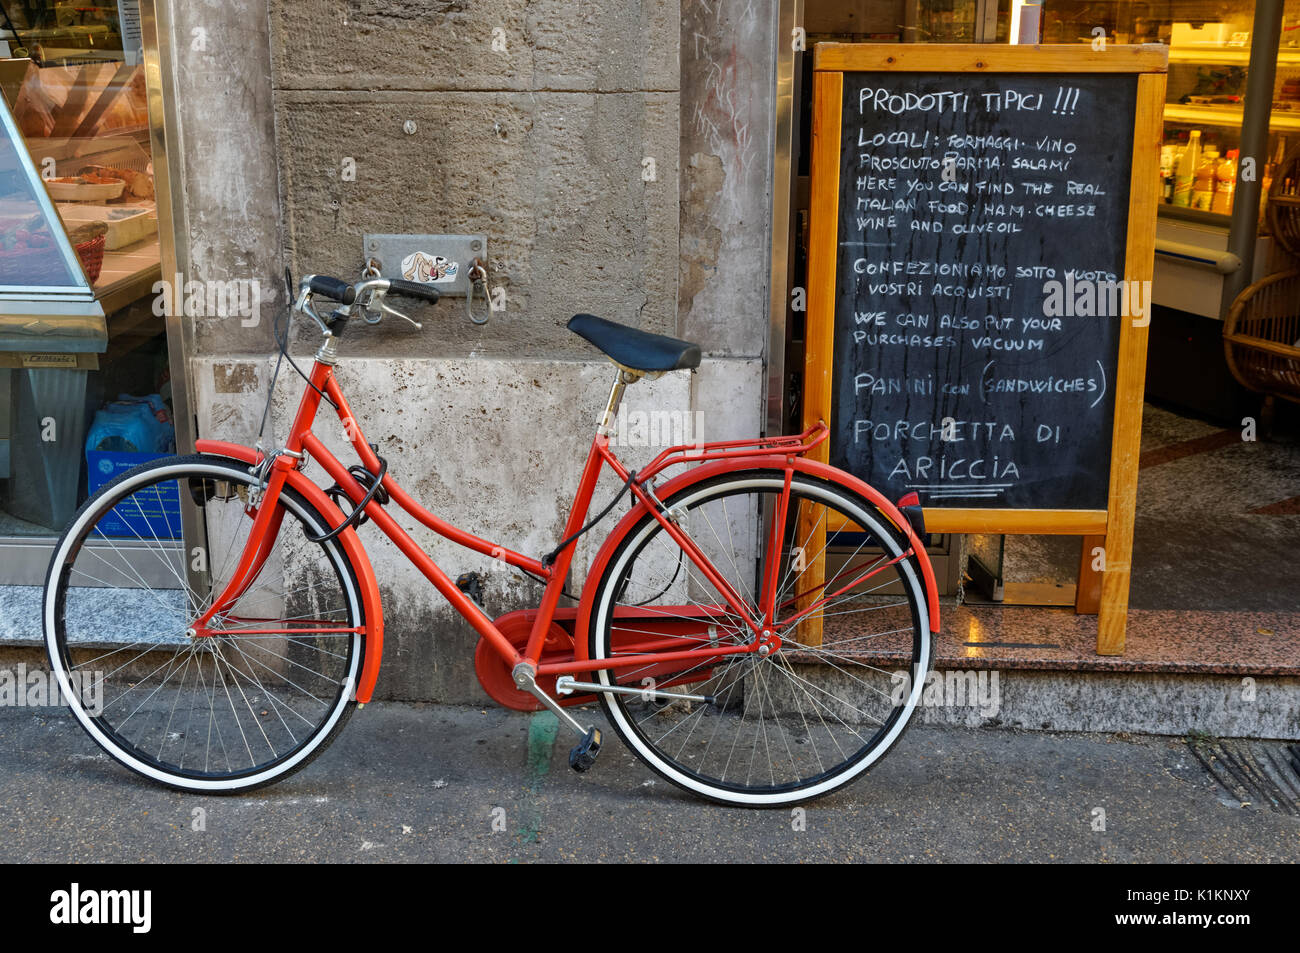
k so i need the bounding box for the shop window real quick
[0,1,169,577]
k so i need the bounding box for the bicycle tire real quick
[43,454,365,794]
[589,469,934,807]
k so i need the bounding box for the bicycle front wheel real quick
[44,454,364,793]
[590,470,933,807]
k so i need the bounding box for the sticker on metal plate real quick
[363,234,486,298]
[400,251,459,284]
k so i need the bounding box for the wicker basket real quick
[1223,144,1300,421]
[75,233,106,283]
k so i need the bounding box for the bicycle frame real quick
[194,355,940,708]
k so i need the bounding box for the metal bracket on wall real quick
[362,234,487,299]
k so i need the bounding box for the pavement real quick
[3,701,1298,863]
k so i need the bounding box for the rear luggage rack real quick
[632,421,830,483]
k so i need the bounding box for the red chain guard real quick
[475,606,726,712]
[474,609,585,711]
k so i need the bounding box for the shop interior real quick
[785,1,1300,668]
[0,0,170,582]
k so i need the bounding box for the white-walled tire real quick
[43,455,364,793]
[590,471,933,807]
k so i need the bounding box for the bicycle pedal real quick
[568,727,602,773]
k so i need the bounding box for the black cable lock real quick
[308,455,389,544]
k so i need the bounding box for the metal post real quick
[1223,0,1284,310]
[764,0,802,438]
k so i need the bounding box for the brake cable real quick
[250,267,339,486]
[541,468,639,568]
[536,469,685,607]
[254,299,287,449]
[262,267,338,435]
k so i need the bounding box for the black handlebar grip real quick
[307,275,357,305]
[386,279,441,304]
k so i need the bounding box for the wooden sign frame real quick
[802,44,1167,654]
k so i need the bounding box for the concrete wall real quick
[175,1,779,701]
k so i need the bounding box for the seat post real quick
[597,369,640,437]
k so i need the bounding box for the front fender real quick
[573,457,941,659]
[196,439,386,704]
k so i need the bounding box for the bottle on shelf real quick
[1172,129,1201,207]
[1160,144,1176,202]
[1192,145,1218,211]
[1212,149,1237,214]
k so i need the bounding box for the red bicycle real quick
[44,273,938,806]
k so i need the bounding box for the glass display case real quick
[0,92,92,296]
[1,3,159,312]
[0,1,168,562]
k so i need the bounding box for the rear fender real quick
[195,439,385,704]
[573,456,941,659]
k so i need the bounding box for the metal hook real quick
[465,258,490,325]
[355,257,386,323]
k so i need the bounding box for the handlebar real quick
[385,279,441,304]
[306,275,357,305]
[303,274,440,306]
[295,273,442,337]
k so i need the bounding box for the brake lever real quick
[294,289,333,336]
[376,296,422,330]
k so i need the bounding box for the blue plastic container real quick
[85,395,178,538]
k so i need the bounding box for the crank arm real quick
[555,676,713,705]
[512,663,591,738]
[511,664,605,774]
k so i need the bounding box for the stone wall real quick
[679,1,775,357]
[269,0,681,356]
[166,0,285,356]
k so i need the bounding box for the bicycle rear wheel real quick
[43,454,364,793]
[590,470,932,807]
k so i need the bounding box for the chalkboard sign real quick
[803,44,1167,654]
[829,71,1136,510]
